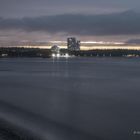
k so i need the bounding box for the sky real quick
[0,0,140,42]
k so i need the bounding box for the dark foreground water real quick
[0,57,140,140]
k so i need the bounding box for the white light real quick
[65,53,69,58]
[52,53,55,57]
[56,53,60,58]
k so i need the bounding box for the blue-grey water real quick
[0,57,140,140]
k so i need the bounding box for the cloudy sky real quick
[0,0,140,42]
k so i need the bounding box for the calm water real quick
[0,57,140,140]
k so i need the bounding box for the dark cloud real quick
[0,0,139,17]
[0,11,140,36]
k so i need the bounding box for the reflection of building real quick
[51,45,60,54]
[67,37,80,51]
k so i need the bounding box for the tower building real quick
[67,37,80,51]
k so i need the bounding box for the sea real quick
[0,57,140,140]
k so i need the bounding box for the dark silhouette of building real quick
[67,37,80,51]
[51,45,60,54]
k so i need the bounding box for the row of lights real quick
[52,53,69,58]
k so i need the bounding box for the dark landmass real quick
[0,47,51,58]
[0,47,140,58]
[70,49,140,57]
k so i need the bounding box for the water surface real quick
[0,57,140,140]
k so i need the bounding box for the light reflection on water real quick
[0,57,140,140]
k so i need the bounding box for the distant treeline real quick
[0,47,140,58]
[68,49,140,57]
[0,47,51,58]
